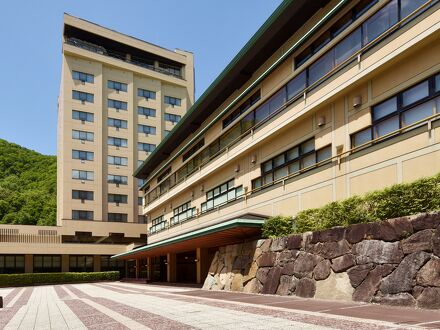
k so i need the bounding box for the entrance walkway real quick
[0,282,439,329]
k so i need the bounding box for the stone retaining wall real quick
[203,212,440,309]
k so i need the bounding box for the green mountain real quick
[0,139,56,226]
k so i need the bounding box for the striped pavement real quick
[0,282,439,329]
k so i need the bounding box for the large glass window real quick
[222,91,260,129]
[402,81,429,107]
[287,71,307,100]
[69,255,93,272]
[362,0,398,44]
[308,51,334,85]
[107,80,127,92]
[351,127,373,147]
[0,255,25,274]
[335,28,362,65]
[373,97,397,121]
[72,71,94,83]
[33,255,61,273]
[400,0,427,18]
[72,110,93,123]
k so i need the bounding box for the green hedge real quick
[262,173,440,238]
[0,271,119,287]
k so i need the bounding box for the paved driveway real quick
[0,282,439,329]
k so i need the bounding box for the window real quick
[294,0,377,68]
[101,256,125,273]
[72,110,94,122]
[252,139,332,189]
[157,167,171,183]
[72,71,94,83]
[108,194,128,204]
[137,179,145,188]
[138,124,156,135]
[402,81,429,107]
[107,80,127,92]
[334,28,362,66]
[72,129,94,142]
[201,179,243,212]
[33,255,61,273]
[69,255,93,272]
[287,71,307,100]
[108,137,128,148]
[0,255,25,274]
[72,170,94,181]
[182,139,205,162]
[159,63,182,77]
[353,73,439,146]
[400,0,427,18]
[108,118,127,129]
[170,201,196,226]
[72,190,94,201]
[138,142,156,152]
[138,197,143,206]
[436,74,440,92]
[150,215,167,234]
[108,99,127,110]
[108,155,128,166]
[138,106,156,117]
[362,0,398,44]
[108,213,128,222]
[164,113,181,123]
[138,88,156,99]
[72,90,94,103]
[309,51,334,85]
[72,150,94,161]
[164,96,181,106]
[222,91,261,129]
[351,127,373,147]
[107,174,128,185]
[72,210,93,220]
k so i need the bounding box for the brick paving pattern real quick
[0,282,439,329]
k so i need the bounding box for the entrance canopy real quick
[111,215,266,260]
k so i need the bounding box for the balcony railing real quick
[65,37,183,79]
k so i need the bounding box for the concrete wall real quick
[203,212,440,310]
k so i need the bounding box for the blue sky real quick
[0,0,282,155]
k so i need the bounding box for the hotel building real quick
[0,14,194,275]
[112,0,440,284]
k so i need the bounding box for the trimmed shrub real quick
[0,271,119,287]
[261,215,294,238]
[262,173,440,238]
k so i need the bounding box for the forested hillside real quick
[0,139,56,226]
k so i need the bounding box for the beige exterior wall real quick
[141,2,440,245]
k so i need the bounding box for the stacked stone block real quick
[203,212,440,309]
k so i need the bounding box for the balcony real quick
[65,37,183,79]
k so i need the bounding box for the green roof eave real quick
[111,217,265,259]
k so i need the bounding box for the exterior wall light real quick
[353,95,362,108]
